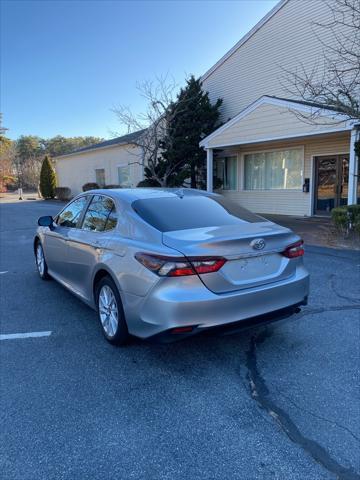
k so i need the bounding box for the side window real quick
[57,196,88,228]
[82,195,117,232]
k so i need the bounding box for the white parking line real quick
[0,271,8,275]
[0,331,52,340]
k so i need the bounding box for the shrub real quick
[331,204,360,234]
[137,178,161,187]
[40,155,57,199]
[346,204,360,224]
[55,187,72,201]
[82,182,99,192]
[103,184,121,189]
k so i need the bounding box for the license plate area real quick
[222,254,285,285]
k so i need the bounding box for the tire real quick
[35,241,50,280]
[96,276,129,345]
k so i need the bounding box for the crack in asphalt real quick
[245,325,360,480]
[329,274,360,304]
[275,389,360,444]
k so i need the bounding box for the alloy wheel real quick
[36,244,45,276]
[98,285,119,337]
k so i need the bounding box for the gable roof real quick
[200,95,354,148]
[56,129,146,159]
[201,0,289,82]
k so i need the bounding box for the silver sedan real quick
[34,188,309,344]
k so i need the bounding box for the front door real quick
[314,155,349,215]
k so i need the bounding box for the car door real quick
[66,195,118,301]
[42,196,89,282]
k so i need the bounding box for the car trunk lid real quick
[162,222,300,293]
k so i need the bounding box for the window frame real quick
[214,154,238,191]
[241,146,305,191]
[55,195,91,229]
[79,194,118,233]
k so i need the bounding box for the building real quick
[201,0,359,215]
[55,130,146,196]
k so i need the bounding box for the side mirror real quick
[38,216,54,229]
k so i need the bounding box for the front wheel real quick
[35,241,50,280]
[96,277,129,345]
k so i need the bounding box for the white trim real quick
[348,128,359,205]
[206,148,213,192]
[200,96,352,148]
[201,0,289,82]
[202,126,353,150]
[241,146,304,192]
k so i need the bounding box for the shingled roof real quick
[57,129,147,158]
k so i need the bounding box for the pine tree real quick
[159,76,222,188]
[39,155,56,199]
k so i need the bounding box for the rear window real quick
[132,195,263,232]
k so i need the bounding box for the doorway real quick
[314,154,349,215]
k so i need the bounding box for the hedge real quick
[82,182,99,192]
[331,204,360,234]
[55,187,72,201]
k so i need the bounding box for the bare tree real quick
[112,76,177,186]
[282,0,359,123]
[113,75,209,187]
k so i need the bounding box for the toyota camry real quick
[34,188,309,344]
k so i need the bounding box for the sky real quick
[1,0,278,140]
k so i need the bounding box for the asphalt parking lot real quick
[0,198,359,480]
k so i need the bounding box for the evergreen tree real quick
[39,155,56,198]
[159,76,222,188]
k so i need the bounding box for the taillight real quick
[282,240,304,258]
[135,253,226,277]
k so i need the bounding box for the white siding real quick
[202,0,344,121]
[218,132,350,216]
[206,102,347,148]
[56,144,143,196]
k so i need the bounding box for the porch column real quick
[206,148,213,192]
[348,127,359,205]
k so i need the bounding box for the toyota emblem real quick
[250,238,266,250]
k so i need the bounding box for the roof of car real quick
[84,188,217,203]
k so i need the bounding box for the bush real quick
[331,204,360,234]
[82,182,99,192]
[137,178,161,187]
[103,184,121,189]
[347,204,360,223]
[40,156,57,199]
[55,187,72,201]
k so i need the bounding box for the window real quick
[82,195,117,232]
[244,149,303,190]
[118,165,131,187]
[95,168,105,187]
[132,194,262,232]
[57,196,88,228]
[215,156,237,190]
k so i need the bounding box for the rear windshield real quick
[132,195,264,232]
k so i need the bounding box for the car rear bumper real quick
[122,265,309,339]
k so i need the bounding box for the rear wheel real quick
[35,241,50,280]
[96,276,129,345]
